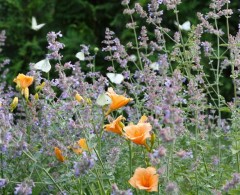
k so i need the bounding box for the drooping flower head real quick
[104,115,125,135]
[105,87,132,116]
[129,167,159,192]
[54,147,65,162]
[124,115,152,145]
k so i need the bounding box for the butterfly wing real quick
[31,17,37,29]
[181,21,191,31]
[114,74,124,84]
[31,17,45,31]
[96,93,112,106]
[75,52,85,61]
[34,59,51,73]
[150,62,159,70]
[106,73,124,84]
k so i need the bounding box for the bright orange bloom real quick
[129,167,159,192]
[105,87,132,116]
[13,73,34,90]
[54,147,65,162]
[13,74,34,99]
[104,115,125,135]
[124,115,152,145]
[77,138,90,151]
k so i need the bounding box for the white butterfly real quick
[75,52,85,61]
[31,17,45,31]
[96,93,112,106]
[33,59,51,73]
[149,62,159,71]
[106,73,124,84]
[174,21,191,31]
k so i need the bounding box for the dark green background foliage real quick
[0,0,239,86]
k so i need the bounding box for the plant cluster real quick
[1,0,240,194]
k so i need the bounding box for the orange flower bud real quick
[75,93,83,102]
[54,147,65,162]
[77,138,90,151]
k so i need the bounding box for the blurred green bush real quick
[0,0,239,91]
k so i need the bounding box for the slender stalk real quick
[127,5,143,70]
[128,140,133,177]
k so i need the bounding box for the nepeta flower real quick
[129,167,159,192]
[74,152,96,176]
[0,178,7,188]
[46,31,65,60]
[14,180,35,195]
[111,183,132,195]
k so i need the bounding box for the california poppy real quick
[124,115,152,145]
[104,115,125,135]
[13,74,34,99]
[54,147,65,162]
[129,167,159,192]
[105,87,132,116]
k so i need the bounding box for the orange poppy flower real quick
[13,74,34,99]
[77,138,90,151]
[124,115,152,145]
[129,167,159,192]
[105,87,132,116]
[13,73,34,90]
[104,115,125,135]
[54,147,65,162]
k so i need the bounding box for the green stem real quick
[93,148,111,186]
[23,151,65,194]
[128,141,133,177]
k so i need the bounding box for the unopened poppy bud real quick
[150,132,156,149]
[75,93,83,102]
[34,93,39,100]
[86,98,92,105]
[24,88,29,100]
[36,82,46,92]
[10,97,18,112]
[94,47,99,54]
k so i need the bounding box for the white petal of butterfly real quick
[34,59,51,73]
[96,93,112,106]
[75,52,85,61]
[31,17,45,31]
[149,62,159,71]
[106,73,124,84]
[174,21,191,31]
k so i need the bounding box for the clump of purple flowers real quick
[74,152,97,176]
[14,180,35,195]
[46,31,65,60]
